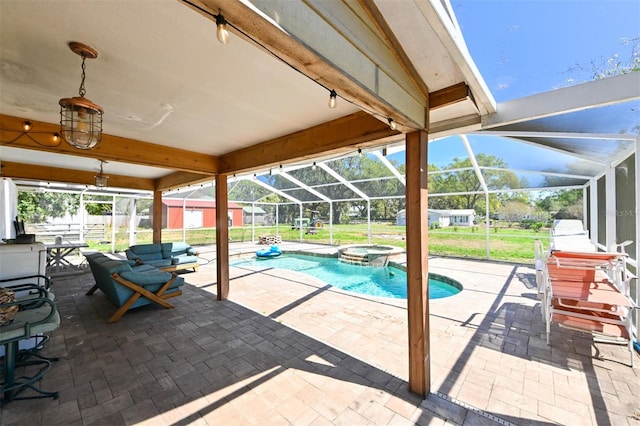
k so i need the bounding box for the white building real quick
[396,209,476,227]
[428,209,476,227]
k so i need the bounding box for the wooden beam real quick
[430,83,471,110]
[0,114,218,174]
[215,174,229,300]
[405,130,430,397]
[1,161,155,191]
[152,191,162,244]
[359,0,430,100]
[219,112,398,174]
[155,171,214,192]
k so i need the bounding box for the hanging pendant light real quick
[94,160,109,188]
[59,42,103,150]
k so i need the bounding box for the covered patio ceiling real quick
[0,0,492,191]
[2,1,638,204]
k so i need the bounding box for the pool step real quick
[339,253,369,266]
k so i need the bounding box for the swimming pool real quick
[231,253,462,299]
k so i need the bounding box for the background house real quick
[242,206,267,225]
[163,199,243,229]
[396,209,476,227]
[428,209,475,227]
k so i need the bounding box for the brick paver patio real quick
[1,242,638,425]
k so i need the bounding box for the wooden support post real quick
[152,190,162,244]
[405,130,430,397]
[215,174,230,300]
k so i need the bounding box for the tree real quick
[428,154,520,212]
[535,189,582,220]
[18,191,80,223]
[84,194,114,216]
[498,200,531,223]
[258,154,406,225]
[567,36,639,83]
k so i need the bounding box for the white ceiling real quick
[1,0,359,152]
[0,0,493,192]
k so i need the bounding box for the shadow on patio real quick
[2,251,638,425]
[1,267,506,425]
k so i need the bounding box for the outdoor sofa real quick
[125,242,199,272]
[84,252,185,323]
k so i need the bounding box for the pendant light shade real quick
[59,42,103,150]
[94,160,109,188]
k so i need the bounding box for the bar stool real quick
[0,285,60,404]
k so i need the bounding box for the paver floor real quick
[1,242,638,425]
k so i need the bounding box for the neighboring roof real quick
[429,209,476,216]
[163,199,242,209]
[242,206,266,214]
[397,209,475,215]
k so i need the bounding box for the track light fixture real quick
[388,117,397,131]
[312,161,317,171]
[358,148,363,158]
[216,10,230,44]
[328,90,337,109]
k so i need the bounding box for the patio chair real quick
[0,285,60,403]
[542,249,637,367]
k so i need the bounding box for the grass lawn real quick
[89,222,548,265]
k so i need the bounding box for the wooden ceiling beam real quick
[2,112,398,190]
[430,82,472,109]
[359,0,430,101]
[0,114,218,174]
[1,161,156,191]
[219,111,398,174]
[156,171,214,192]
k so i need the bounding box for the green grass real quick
[84,222,549,264]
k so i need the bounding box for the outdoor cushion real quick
[171,255,198,265]
[126,244,164,262]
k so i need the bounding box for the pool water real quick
[231,254,461,299]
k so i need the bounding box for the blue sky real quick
[375,2,639,190]
[452,0,640,102]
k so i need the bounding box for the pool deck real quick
[2,241,638,425]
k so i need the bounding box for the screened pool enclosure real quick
[11,75,639,271]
